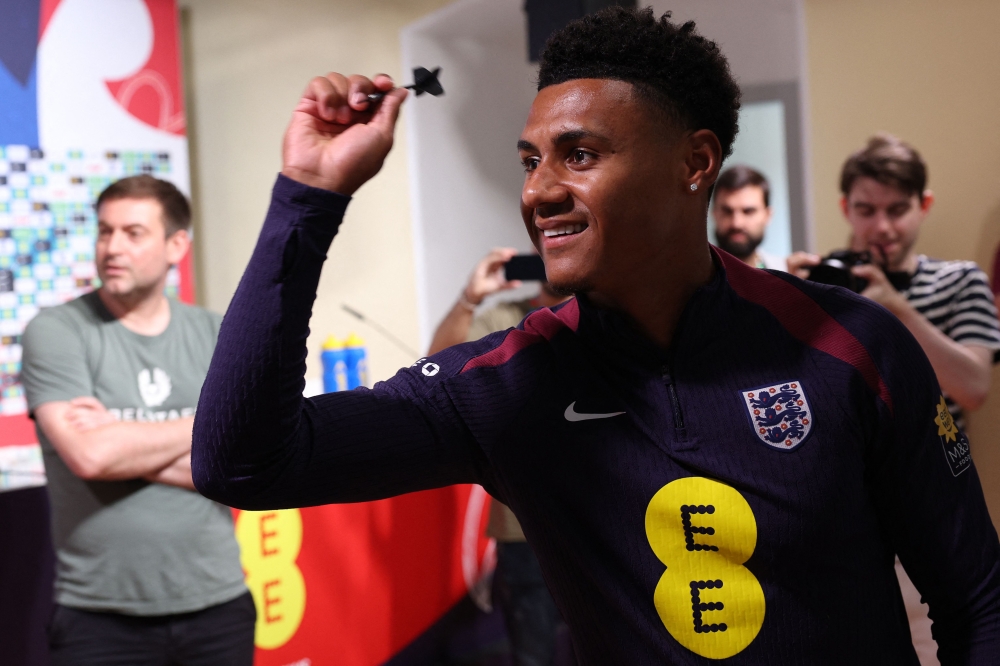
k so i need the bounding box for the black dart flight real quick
[366,66,443,104]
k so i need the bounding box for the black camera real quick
[806,250,911,293]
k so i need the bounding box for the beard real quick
[715,229,764,260]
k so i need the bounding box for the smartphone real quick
[504,254,547,281]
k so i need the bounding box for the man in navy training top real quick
[193,7,1000,665]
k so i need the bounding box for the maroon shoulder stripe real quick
[717,249,894,413]
[460,298,580,373]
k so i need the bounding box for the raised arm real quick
[192,73,493,510]
[885,309,992,410]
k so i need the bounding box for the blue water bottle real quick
[321,335,348,393]
[343,332,369,389]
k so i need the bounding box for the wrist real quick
[458,290,479,312]
[280,167,351,195]
[464,285,486,306]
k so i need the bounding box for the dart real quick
[366,66,444,104]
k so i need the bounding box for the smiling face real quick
[96,197,189,301]
[841,177,932,272]
[518,79,702,298]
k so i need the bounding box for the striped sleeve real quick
[907,259,1000,353]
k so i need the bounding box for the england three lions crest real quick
[742,382,813,451]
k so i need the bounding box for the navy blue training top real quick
[193,176,1000,665]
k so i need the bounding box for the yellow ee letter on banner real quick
[645,477,765,659]
[235,509,307,649]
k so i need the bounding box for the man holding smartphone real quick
[429,249,571,665]
[429,249,566,355]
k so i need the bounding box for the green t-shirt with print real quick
[20,291,246,616]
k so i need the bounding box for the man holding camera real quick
[790,134,1000,664]
[791,134,1000,428]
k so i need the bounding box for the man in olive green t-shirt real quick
[20,176,252,665]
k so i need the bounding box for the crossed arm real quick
[34,397,195,489]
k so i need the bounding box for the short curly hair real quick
[537,6,741,161]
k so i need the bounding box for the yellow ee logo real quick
[235,509,306,650]
[645,477,765,659]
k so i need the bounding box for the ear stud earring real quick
[690,183,698,192]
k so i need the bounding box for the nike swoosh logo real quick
[564,401,625,422]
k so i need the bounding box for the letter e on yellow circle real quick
[645,477,765,659]
[235,509,306,650]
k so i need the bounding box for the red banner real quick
[235,486,494,665]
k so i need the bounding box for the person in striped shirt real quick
[791,133,1000,665]
[791,133,1000,429]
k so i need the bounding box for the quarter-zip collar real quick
[573,247,738,374]
[568,248,743,451]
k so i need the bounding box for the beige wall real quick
[180,0,453,384]
[805,0,1000,526]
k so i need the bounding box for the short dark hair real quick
[715,165,770,207]
[95,175,191,236]
[840,133,927,202]
[537,6,742,162]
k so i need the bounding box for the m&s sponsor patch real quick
[935,396,971,477]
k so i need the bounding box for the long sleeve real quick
[866,312,1000,663]
[192,175,491,510]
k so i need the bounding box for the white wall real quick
[402,0,538,349]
